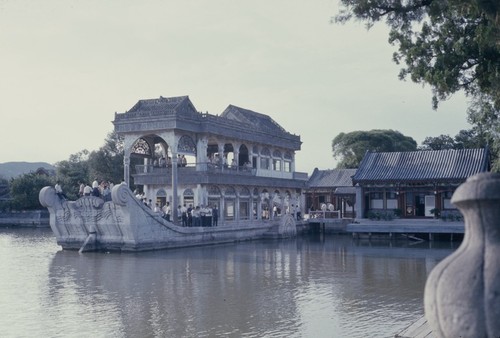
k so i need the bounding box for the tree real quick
[55,150,90,199]
[87,131,124,185]
[332,129,418,168]
[420,134,456,150]
[9,173,54,210]
[335,0,500,109]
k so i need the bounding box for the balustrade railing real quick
[134,162,256,176]
[308,210,341,219]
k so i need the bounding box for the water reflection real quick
[0,228,457,337]
[41,234,456,337]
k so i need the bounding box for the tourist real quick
[187,204,193,226]
[83,184,92,196]
[162,202,171,222]
[177,205,182,223]
[181,204,188,226]
[92,184,100,198]
[204,205,212,226]
[154,203,161,214]
[192,206,201,227]
[212,205,218,226]
[54,182,68,200]
[181,155,187,167]
[78,181,85,197]
[102,183,111,201]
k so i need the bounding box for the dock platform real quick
[347,219,464,240]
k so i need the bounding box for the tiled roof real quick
[117,96,200,120]
[220,105,290,136]
[335,186,357,195]
[128,96,189,113]
[352,148,490,184]
[307,168,357,188]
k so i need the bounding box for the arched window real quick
[183,188,194,207]
[131,138,151,156]
[178,135,196,154]
[239,187,251,220]
[273,150,282,171]
[224,186,236,220]
[284,151,292,173]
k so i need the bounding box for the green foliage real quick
[335,0,500,109]
[367,210,395,221]
[56,150,90,198]
[9,173,54,210]
[421,134,456,150]
[55,131,125,196]
[87,131,124,185]
[430,208,441,218]
[332,129,417,168]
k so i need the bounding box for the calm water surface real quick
[0,227,457,338]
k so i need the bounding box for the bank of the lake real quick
[0,210,49,227]
[0,227,458,338]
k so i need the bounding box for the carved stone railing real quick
[424,172,500,337]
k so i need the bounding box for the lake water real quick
[0,227,457,338]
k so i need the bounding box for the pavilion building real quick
[305,168,357,218]
[352,148,490,219]
[113,96,308,224]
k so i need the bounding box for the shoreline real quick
[0,210,49,227]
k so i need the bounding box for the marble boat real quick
[39,183,296,252]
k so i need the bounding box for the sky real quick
[0,0,471,175]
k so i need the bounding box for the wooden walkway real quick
[395,316,435,338]
[347,219,464,237]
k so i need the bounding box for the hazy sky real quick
[0,0,470,174]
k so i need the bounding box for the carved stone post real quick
[424,172,500,338]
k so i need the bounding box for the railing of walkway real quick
[134,163,256,176]
[308,210,341,219]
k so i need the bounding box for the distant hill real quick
[0,162,56,180]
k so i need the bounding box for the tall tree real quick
[87,131,124,185]
[420,134,456,150]
[55,150,90,198]
[335,0,500,109]
[332,129,417,168]
[9,172,54,210]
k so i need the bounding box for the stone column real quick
[218,143,225,170]
[354,186,363,219]
[220,195,225,224]
[424,172,500,338]
[257,197,262,220]
[123,155,130,186]
[196,136,208,171]
[122,136,136,186]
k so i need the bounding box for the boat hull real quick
[39,183,296,252]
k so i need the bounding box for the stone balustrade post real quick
[424,172,500,338]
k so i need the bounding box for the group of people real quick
[178,203,218,227]
[207,154,252,171]
[79,179,113,201]
[54,179,114,201]
[153,155,188,168]
[132,194,218,227]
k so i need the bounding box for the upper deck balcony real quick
[133,162,308,188]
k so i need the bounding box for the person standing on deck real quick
[212,205,219,226]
